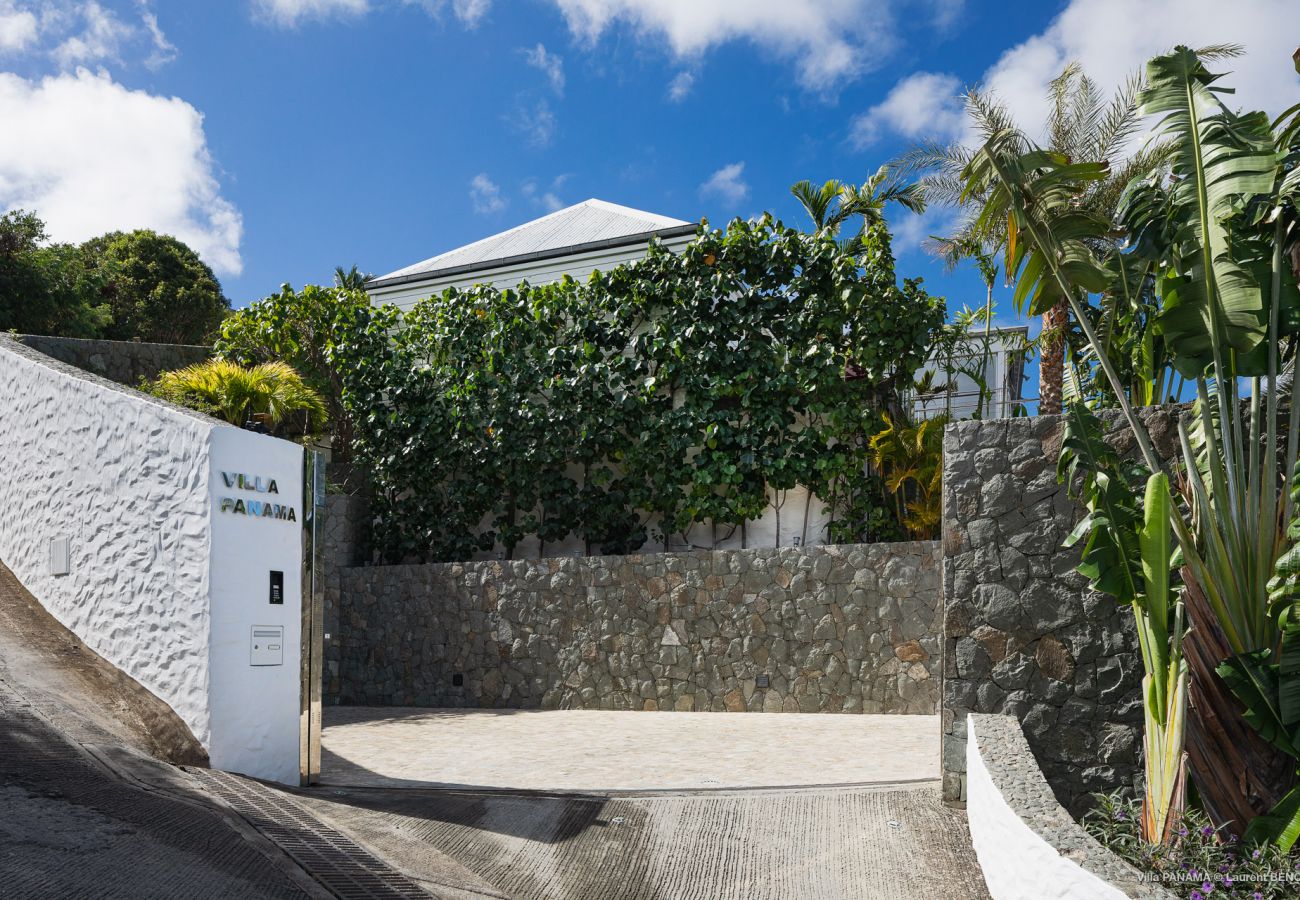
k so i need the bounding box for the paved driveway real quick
[302,706,990,899]
[321,706,940,791]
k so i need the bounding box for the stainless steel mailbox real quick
[251,625,284,666]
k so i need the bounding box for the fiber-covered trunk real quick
[1038,301,1067,415]
[1182,571,1296,834]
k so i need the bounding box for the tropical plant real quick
[217,284,375,463]
[149,359,327,432]
[903,62,1172,413]
[334,265,370,290]
[868,411,947,539]
[1084,791,1299,899]
[955,44,1300,842]
[1058,403,1188,843]
[791,164,925,254]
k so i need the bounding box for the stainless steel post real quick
[299,447,326,786]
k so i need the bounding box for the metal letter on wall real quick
[299,447,326,786]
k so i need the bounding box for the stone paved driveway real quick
[321,706,940,791]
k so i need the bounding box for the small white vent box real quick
[49,537,70,576]
[251,625,284,666]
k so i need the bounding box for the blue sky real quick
[1,0,1296,343]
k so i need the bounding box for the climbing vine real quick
[226,216,944,562]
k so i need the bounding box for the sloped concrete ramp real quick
[290,780,989,899]
[306,705,988,898]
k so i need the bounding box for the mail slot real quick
[251,625,284,666]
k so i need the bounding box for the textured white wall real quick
[0,338,306,784]
[0,340,215,744]
[966,717,1128,900]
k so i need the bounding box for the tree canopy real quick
[84,229,230,344]
[0,210,229,345]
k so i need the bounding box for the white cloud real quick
[450,0,489,26]
[253,0,368,28]
[0,69,242,274]
[396,0,493,27]
[667,70,693,102]
[862,0,1300,150]
[523,42,564,95]
[889,204,959,255]
[930,0,963,30]
[52,1,132,67]
[509,97,556,148]
[0,1,37,53]
[469,173,506,213]
[849,71,964,148]
[548,0,894,90]
[979,0,1299,133]
[699,162,749,205]
[522,175,568,212]
[139,3,177,69]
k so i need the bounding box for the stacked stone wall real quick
[16,334,211,386]
[330,541,941,714]
[941,407,1184,812]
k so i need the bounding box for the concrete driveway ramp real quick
[293,780,988,899]
[303,706,989,898]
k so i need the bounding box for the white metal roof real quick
[373,199,692,286]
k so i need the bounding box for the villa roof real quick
[368,199,694,290]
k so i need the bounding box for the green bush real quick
[224,216,944,562]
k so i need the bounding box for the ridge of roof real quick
[373,199,692,284]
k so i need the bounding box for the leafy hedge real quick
[221,216,944,562]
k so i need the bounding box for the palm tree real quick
[791,164,925,252]
[900,63,1171,414]
[151,359,327,432]
[334,264,370,291]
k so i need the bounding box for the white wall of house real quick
[0,337,305,784]
[367,233,696,312]
[913,327,1030,421]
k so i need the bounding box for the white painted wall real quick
[0,338,304,784]
[966,716,1129,900]
[207,427,304,784]
[913,327,1030,421]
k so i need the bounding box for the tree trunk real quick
[1038,300,1068,415]
[1181,570,1296,835]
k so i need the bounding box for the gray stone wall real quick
[322,493,368,701]
[16,334,211,386]
[330,541,941,714]
[941,407,1184,813]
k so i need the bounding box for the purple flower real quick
[1202,825,1215,837]
[1191,891,1204,900]
[1252,849,1262,859]
[1202,881,1213,892]
[1222,875,1233,886]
